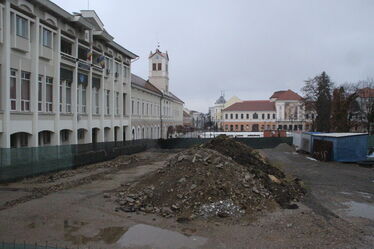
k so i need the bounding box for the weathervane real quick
[157,41,160,49]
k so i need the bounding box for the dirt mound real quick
[274,143,295,152]
[115,137,305,220]
[202,136,305,208]
[115,148,275,219]
[202,135,285,178]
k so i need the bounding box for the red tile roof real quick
[358,88,374,98]
[270,89,302,100]
[223,100,275,112]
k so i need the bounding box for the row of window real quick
[10,69,125,116]
[224,124,304,132]
[152,63,168,72]
[14,14,53,48]
[225,113,276,120]
[131,99,160,117]
[13,13,131,79]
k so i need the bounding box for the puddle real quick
[343,201,374,220]
[117,224,207,249]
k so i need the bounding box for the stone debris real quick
[115,136,305,220]
[198,200,245,218]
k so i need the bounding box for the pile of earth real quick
[202,135,305,208]
[115,136,305,220]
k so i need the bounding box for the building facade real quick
[209,94,226,130]
[222,90,313,132]
[0,0,183,148]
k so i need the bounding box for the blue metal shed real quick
[310,133,368,162]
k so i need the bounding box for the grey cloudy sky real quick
[52,0,374,113]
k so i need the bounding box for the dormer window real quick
[152,63,156,71]
[158,63,162,70]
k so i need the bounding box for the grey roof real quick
[215,95,226,104]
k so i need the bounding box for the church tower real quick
[148,48,169,92]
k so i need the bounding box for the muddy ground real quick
[0,147,373,249]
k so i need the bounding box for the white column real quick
[1,1,11,148]
[70,37,79,144]
[52,28,61,146]
[109,60,115,142]
[118,63,124,142]
[86,68,93,144]
[30,17,40,147]
[125,64,132,141]
[98,73,105,142]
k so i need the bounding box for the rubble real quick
[115,136,305,220]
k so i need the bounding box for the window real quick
[262,113,265,119]
[158,63,162,71]
[225,114,228,119]
[42,28,52,48]
[81,86,86,113]
[273,114,276,119]
[19,133,28,147]
[132,100,134,114]
[152,63,157,71]
[253,113,258,119]
[46,77,53,112]
[305,114,309,119]
[267,113,270,119]
[92,87,99,114]
[16,15,28,38]
[124,66,130,79]
[246,114,249,119]
[142,102,144,115]
[65,83,71,113]
[59,81,63,112]
[78,129,85,140]
[235,114,238,119]
[166,64,168,72]
[115,62,121,77]
[230,113,233,119]
[105,90,110,115]
[10,69,17,111]
[21,71,30,111]
[137,101,139,114]
[61,130,69,142]
[38,75,43,111]
[61,39,72,55]
[115,92,119,115]
[78,46,88,60]
[241,114,244,119]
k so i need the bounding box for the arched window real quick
[253,113,258,119]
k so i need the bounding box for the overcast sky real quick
[52,0,374,113]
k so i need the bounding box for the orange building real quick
[222,100,277,132]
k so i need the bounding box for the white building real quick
[131,49,184,139]
[0,0,183,148]
[209,94,226,130]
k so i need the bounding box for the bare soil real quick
[0,146,372,249]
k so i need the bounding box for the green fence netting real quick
[0,137,291,183]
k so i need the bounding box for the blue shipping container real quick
[311,133,368,162]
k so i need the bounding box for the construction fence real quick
[0,137,292,183]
